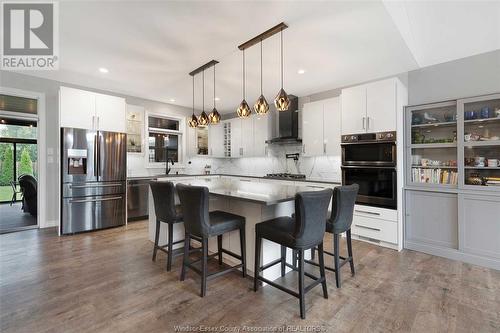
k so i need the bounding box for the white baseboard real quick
[40,220,58,228]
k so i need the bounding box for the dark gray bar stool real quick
[176,183,247,297]
[150,180,187,271]
[254,189,333,319]
[306,184,359,288]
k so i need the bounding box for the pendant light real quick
[198,69,209,127]
[188,75,198,128]
[254,40,269,115]
[274,27,290,111]
[208,63,221,124]
[237,49,252,118]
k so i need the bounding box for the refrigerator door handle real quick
[93,135,98,177]
[69,196,122,204]
[70,183,123,189]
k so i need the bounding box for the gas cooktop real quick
[264,173,306,180]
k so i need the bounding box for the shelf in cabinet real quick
[411,165,457,169]
[411,121,456,128]
[464,117,500,125]
[463,140,500,147]
[464,166,500,170]
[410,143,457,149]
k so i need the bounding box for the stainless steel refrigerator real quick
[61,128,127,234]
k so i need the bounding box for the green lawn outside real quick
[0,185,15,202]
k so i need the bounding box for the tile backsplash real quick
[127,144,341,182]
[184,145,341,182]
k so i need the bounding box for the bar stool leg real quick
[298,250,306,319]
[239,227,247,277]
[217,235,223,265]
[253,236,262,292]
[333,233,341,288]
[152,219,161,261]
[311,247,316,261]
[280,245,286,277]
[180,233,190,281]
[166,222,174,271]
[347,229,355,276]
[201,238,208,297]
[318,243,328,299]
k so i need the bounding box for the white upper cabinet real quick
[302,97,341,157]
[365,78,397,132]
[341,85,367,134]
[240,117,254,157]
[253,115,271,157]
[95,93,126,133]
[302,100,324,156]
[209,124,225,158]
[341,77,404,135]
[229,118,242,157]
[323,97,341,156]
[59,86,126,132]
[59,86,95,130]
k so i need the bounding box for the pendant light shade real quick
[237,49,252,118]
[275,88,290,111]
[198,70,210,127]
[208,63,221,124]
[188,75,198,128]
[237,99,252,118]
[275,28,290,111]
[254,40,269,115]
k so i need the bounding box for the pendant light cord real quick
[242,49,246,99]
[213,64,216,108]
[260,40,263,95]
[192,75,195,116]
[280,28,284,89]
[202,69,205,111]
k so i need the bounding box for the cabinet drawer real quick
[353,204,397,222]
[351,215,397,244]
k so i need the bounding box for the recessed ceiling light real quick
[99,67,109,73]
[169,98,176,102]
[297,69,306,74]
[214,97,220,101]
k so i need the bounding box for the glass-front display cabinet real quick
[406,101,458,188]
[459,94,500,190]
[196,127,209,155]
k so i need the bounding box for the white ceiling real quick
[19,1,500,113]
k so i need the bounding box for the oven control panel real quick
[342,131,396,143]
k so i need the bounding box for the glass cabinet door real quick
[407,102,458,187]
[460,95,500,189]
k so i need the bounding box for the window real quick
[147,115,182,164]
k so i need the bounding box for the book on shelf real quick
[411,168,458,185]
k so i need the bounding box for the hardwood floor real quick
[0,221,498,333]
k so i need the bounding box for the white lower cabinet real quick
[351,204,398,247]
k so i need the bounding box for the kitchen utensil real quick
[475,156,485,167]
[480,107,492,119]
[487,159,499,167]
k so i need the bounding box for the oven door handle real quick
[341,165,396,170]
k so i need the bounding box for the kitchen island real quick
[148,175,338,280]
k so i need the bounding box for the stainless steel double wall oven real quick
[61,128,127,234]
[341,131,397,209]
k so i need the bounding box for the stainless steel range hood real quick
[265,95,302,144]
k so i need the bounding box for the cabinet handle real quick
[323,143,326,154]
[362,117,366,130]
[355,209,381,216]
[92,116,95,129]
[367,117,370,130]
[354,224,380,232]
[97,116,100,130]
[303,144,306,154]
